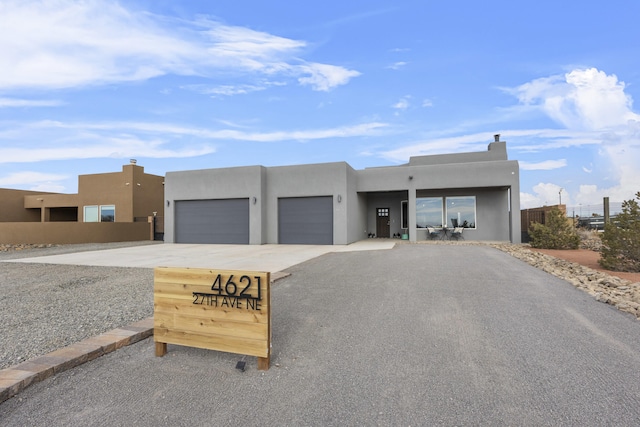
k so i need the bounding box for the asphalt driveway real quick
[2,244,640,426]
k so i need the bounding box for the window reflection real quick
[416,197,443,228]
[446,196,476,228]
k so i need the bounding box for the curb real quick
[0,318,154,404]
[0,271,291,404]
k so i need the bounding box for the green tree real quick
[529,207,580,249]
[599,192,640,272]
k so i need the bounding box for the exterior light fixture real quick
[252,197,257,204]
[166,200,170,207]
[337,195,342,203]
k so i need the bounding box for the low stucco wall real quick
[0,222,152,244]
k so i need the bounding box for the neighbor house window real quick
[416,197,443,228]
[84,205,115,222]
[100,205,115,222]
[446,196,476,228]
[84,206,99,222]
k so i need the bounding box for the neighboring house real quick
[164,135,521,245]
[0,161,164,244]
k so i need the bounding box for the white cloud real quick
[422,99,433,108]
[0,171,68,186]
[0,0,359,92]
[0,120,389,163]
[386,62,407,70]
[0,98,64,108]
[380,132,500,163]
[392,96,411,115]
[520,182,566,209]
[297,63,361,91]
[519,159,567,171]
[506,68,640,205]
[508,68,640,131]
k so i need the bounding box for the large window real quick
[415,196,477,229]
[416,197,443,228]
[84,205,115,222]
[446,196,476,228]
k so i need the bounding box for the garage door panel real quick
[175,199,249,244]
[278,197,333,245]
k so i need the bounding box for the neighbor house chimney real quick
[494,134,500,142]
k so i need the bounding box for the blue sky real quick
[1,0,639,210]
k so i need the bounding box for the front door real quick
[376,207,390,238]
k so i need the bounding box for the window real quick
[446,196,476,228]
[401,201,408,229]
[84,205,115,222]
[84,206,98,222]
[415,196,477,229]
[100,205,115,222]
[416,197,443,228]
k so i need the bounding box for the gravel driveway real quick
[0,242,156,370]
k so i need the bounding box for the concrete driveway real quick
[3,240,396,272]
[2,244,640,426]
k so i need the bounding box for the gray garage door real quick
[175,199,249,244]
[278,196,333,245]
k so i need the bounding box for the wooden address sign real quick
[153,267,271,370]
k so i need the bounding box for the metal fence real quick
[566,202,624,218]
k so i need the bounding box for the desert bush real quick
[529,207,580,249]
[599,192,640,272]
[577,228,603,251]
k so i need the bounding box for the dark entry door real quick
[376,207,390,238]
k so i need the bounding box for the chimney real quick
[494,134,500,142]
[130,159,137,165]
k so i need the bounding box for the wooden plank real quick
[154,312,268,340]
[153,299,268,323]
[154,327,269,358]
[153,286,270,310]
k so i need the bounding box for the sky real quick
[1,0,639,212]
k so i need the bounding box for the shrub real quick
[599,192,640,272]
[529,207,580,249]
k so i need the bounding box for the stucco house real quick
[164,135,520,245]
[0,161,164,244]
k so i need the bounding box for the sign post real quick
[153,267,271,370]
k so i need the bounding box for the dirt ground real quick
[531,248,640,283]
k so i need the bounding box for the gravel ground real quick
[0,242,156,370]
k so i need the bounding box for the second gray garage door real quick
[278,196,333,244]
[175,199,249,244]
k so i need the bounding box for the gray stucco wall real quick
[164,166,265,244]
[265,162,350,244]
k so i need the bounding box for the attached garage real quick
[175,199,249,244]
[278,196,333,244]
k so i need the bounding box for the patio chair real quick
[427,227,442,240]
[450,227,464,240]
